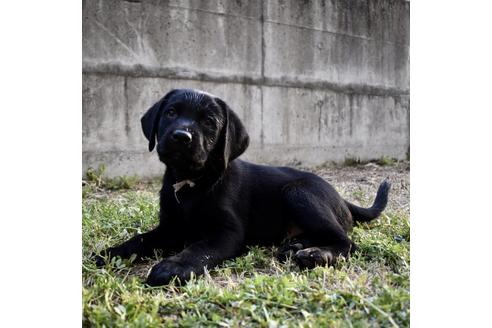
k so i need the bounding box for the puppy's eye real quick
[203,117,215,128]
[166,109,177,119]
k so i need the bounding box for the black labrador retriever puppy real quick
[95,89,391,286]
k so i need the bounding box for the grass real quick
[82,182,409,327]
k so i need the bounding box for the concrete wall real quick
[83,0,410,178]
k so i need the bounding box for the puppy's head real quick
[141,89,249,175]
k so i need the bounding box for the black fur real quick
[95,89,391,286]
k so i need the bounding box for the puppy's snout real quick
[171,130,192,144]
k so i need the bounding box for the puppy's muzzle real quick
[171,130,192,144]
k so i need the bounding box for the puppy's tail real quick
[345,178,391,223]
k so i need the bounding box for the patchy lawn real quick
[82,162,409,327]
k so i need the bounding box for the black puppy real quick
[95,89,391,286]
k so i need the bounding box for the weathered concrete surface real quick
[83,0,262,78]
[83,0,410,178]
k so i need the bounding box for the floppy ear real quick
[141,90,177,151]
[214,98,249,170]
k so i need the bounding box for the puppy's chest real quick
[173,194,216,229]
[161,183,221,237]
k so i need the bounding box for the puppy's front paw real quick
[146,260,192,287]
[90,250,110,267]
[93,254,106,267]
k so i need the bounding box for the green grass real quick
[83,185,409,327]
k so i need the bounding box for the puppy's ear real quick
[215,98,249,169]
[141,90,177,151]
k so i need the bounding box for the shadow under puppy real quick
[95,89,391,286]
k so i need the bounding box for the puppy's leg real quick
[281,183,354,269]
[146,227,244,286]
[94,226,180,267]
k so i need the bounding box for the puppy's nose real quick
[171,130,192,144]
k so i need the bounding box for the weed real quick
[84,164,139,193]
[342,156,398,167]
[377,156,397,166]
[105,176,139,190]
[85,164,106,188]
[343,157,363,167]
